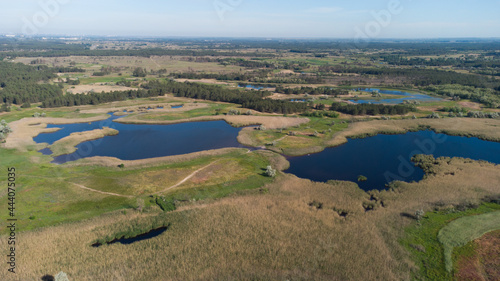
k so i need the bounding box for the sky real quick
[0,0,499,38]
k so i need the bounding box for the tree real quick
[266,166,276,177]
[133,67,147,77]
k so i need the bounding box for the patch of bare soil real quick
[67,84,138,94]
[455,230,500,281]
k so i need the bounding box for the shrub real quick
[118,164,125,168]
[357,175,368,182]
[33,112,41,118]
[154,196,176,212]
[414,209,424,221]
[55,272,70,281]
[265,166,276,177]
[227,109,240,115]
[427,112,440,119]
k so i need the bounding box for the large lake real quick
[35,114,247,164]
[35,115,500,191]
[286,131,500,191]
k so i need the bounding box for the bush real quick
[227,109,240,115]
[357,175,368,182]
[265,166,276,177]
[427,112,440,119]
[415,209,424,221]
[154,196,176,212]
[118,164,125,168]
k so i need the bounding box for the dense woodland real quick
[41,79,309,114]
[0,62,61,107]
[275,85,349,96]
[330,102,416,116]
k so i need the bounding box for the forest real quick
[0,62,62,106]
[329,102,415,116]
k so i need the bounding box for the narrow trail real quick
[274,135,288,142]
[155,160,219,194]
[150,57,161,68]
[69,182,133,198]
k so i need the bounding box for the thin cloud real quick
[306,7,343,14]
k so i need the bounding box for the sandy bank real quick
[80,102,208,115]
[3,115,110,151]
[116,115,310,129]
[49,127,119,156]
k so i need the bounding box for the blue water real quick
[286,130,500,191]
[349,88,441,104]
[35,114,247,164]
[238,84,267,90]
[92,226,168,247]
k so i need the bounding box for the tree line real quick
[330,102,415,116]
[41,79,308,114]
[275,86,348,96]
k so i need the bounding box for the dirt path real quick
[274,135,288,142]
[155,161,219,194]
[150,57,161,68]
[69,182,133,198]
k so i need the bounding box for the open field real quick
[1,155,499,280]
[66,84,138,94]
[0,145,277,233]
[13,55,244,73]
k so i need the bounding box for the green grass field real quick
[438,211,500,272]
[402,203,500,280]
[0,146,275,234]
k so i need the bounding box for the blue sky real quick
[1,0,499,38]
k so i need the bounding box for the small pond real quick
[286,130,500,191]
[238,84,269,90]
[349,88,441,104]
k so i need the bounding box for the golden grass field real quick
[0,156,498,281]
